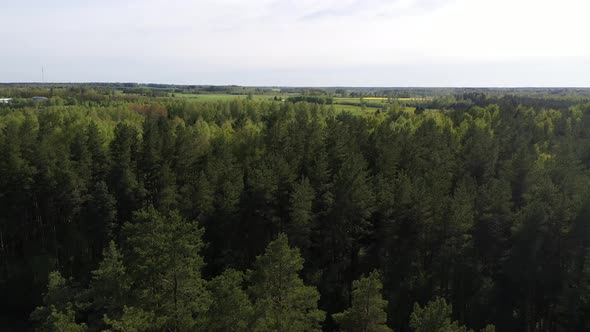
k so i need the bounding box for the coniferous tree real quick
[103,305,155,332]
[122,207,210,331]
[108,122,142,225]
[286,177,315,251]
[333,271,392,332]
[42,304,87,332]
[30,271,83,332]
[85,241,130,327]
[205,269,254,331]
[409,298,491,332]
[249,234,325,331]
[81,181,117,261]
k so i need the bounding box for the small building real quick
[0,98,12,104]
[32,96,48,101]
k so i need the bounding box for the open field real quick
[174,93,291,102]
[170,93,420,115]
[173,93,384,114]
[174,93,386,114]
[330,104,380,115]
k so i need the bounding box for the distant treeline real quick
[287,95,334,104]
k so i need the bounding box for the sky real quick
[1,0,590,86]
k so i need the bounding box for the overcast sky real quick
[1,0,590,86]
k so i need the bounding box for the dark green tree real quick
[85,241,130,327]
[249,234,325,331]
[30,271,84,332]
[103,305,155,332]
[122,207,210,331]
[286,177,315,251]
[333,271,392,332]
[205,269,253,331]
[409,298,486,332]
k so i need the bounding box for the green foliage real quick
[86,241,130,321]
[286,177,315,250]
[122,207,210,331]
[249,234,325,331]
[287,96,333,105]
[103,306,155,332]
[479,325,495,332]
[30,272,84,331]
[2,88,590,331]
[43,304,87,332]
[205,269,254,331]
[409,298,467,332]
[333,271,392,332]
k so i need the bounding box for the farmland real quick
[170,92,423,114]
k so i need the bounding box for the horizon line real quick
[2,82,590,89]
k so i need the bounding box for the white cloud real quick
[1,0,589,85]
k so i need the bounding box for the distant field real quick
[174,94,429,103]
[330,104,380,115]
[171,93,419,115]
[333,96,429,103]
[175,93,288,102]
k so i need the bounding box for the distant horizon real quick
[3,82,590,89]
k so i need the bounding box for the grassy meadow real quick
[170,92,420,115]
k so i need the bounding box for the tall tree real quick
[286,177,315,251]
[205,269,253,331]
[410,298,477,332]
[108,122,142,225]
[249,234,325,331]
[333,271,392,332]
[122,207,210,331]
[85,241,130,328]
[103,306,155,332]
[30,271,84,332]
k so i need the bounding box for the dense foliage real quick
[2,87,590,331]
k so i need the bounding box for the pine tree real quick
[480,325,495,332]
[86,121,109,182]
[81,181,116,261]
[287,177,315,251]
[44,304,87,332]
[108,122,142,224]
[409,298,468,332]
[86,241,130,326]
[205,269,253,331]
[333,271,392,332]
[103,305,155,332]
[122,207,210,331]
[30,271,84,331]
[249,234,325,331]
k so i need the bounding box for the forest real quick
[2,86,590,331]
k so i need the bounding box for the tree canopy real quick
[0,86,589,331]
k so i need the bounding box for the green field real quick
[330,104,380,115]
[171,93,418,115]
[174,93,289,102]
